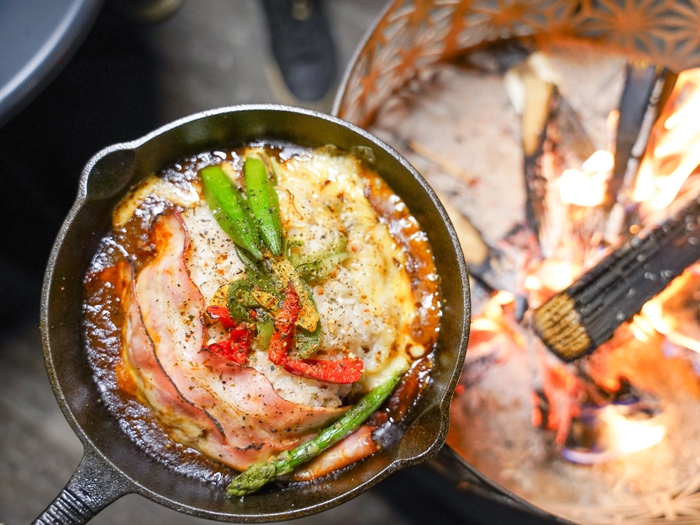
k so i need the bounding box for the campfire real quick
[475,65,700,463]
[366,41,700,522]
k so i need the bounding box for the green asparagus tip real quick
[201,165,263,260]
[244,156,283,256]
[226,462,279,497]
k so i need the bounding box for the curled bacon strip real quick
[292,425,378,481]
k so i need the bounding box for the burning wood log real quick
[505,53,596,256]
[603,66,680,247]
[534,194,700,362]
[505,57,556,247]
[605,63,664,210]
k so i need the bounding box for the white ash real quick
[371,63,525,246]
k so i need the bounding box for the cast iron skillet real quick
[37,105,470,524]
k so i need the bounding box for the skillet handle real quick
[33,447,133,525]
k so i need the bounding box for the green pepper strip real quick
[295,252,349,283]
[201,165,263,260]
[226,369,403,497]
[269,256,320,332]
[295,324,322,359]
[289,235,348,283]
[244,155,282,256]
[225,278,258,323]
[226,273,281,323]
[255,318,274,349]
[235,245,261,273]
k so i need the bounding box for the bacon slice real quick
[292,425,378,481]
[123,212,346,470]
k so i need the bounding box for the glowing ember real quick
[559,170,607,207]
[633,269,700,354]
[562,404,666,465]
[559,150,612,207]
[582,149,615,173]
[492,290,515,306]
[533,259,578,292]
[604,405,666,455]
[638,300,672,337]
[524,274,542,291]
[471,317,502,333]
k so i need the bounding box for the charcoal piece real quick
[534,194,700,361]
[605,64,670,210]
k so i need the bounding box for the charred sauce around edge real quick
[83,143,441,484]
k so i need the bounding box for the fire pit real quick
[335,1,700,523]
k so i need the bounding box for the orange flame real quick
[633,69,700,210]
[632,270,700,354]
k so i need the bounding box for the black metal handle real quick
[33,447,132,525]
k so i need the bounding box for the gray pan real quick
[36,105,470,524]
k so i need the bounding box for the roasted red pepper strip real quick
[205,324,253,364]
[206,305,237,330]
[203,306,253,364]
[283,357,364,384]
[266,283,364,383]
[268,283,300,365]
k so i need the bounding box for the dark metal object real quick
[428,447,575,524]
[534,193,700,362]
[38,105,470,523]
[0,0,103,128]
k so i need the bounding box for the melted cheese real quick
[276,149,421,388]
[113,174,199,228]
[122,147,422,404]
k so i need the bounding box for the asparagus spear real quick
[244,154,283,256]
[201,165,263,260]
[227,370,403,497]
